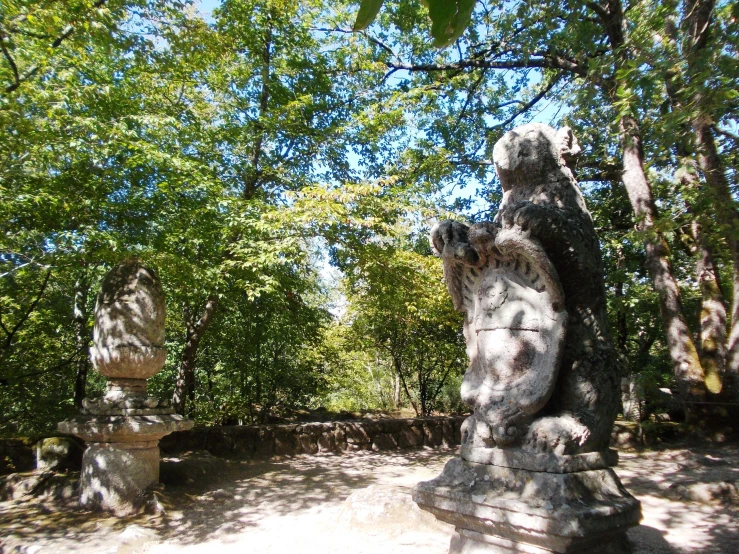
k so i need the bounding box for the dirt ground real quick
[1,443,737,554]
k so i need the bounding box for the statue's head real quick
[493,123,581,191]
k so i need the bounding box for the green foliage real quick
[3,0,737,434]
[352,0,474,46]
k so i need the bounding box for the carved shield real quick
[463,229,567,416]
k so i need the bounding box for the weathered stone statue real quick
[414,124,641,553]
[59,259,193,515]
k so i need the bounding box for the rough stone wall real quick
[0,417,465,475]
[159,417,465,458]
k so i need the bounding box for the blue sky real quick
[196,0,222,17]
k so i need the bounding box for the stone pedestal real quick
[413,449,641,554]
[59,390,193,514]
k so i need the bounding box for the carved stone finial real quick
[91,259,166,396]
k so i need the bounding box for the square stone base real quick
[413,457,641,554]
[80,441,160,515]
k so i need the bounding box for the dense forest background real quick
[1,0,737,435]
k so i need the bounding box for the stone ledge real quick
[461,445,618,473]
[58,414,194,443]
[160,416,466,459]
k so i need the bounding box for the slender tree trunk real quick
[242,22,272,200]
[693,119,739,397]
[73,269,91,408]
[594,0,707,400]
[615,247,628,358]
[619,115,706,399]
[691,217,727,394]
[664,57,728,394]
[172,18,274,412]
[173,295,219,415]
[395,355,419,415]
[682,0,739,398]
[393,369,401,409]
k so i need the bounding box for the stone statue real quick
[59,259,192,515]
[431,123,618,459]
[415,124,640,554]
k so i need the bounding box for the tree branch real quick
[3,0,108,94]
[1,268,52,352]
[491,72,564,129]
[386,53,586,77]
[0,30,20,87]
[452,69,488,134]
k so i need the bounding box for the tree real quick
[343,0,739,415]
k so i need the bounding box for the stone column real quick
[59,259,193,515]
[417,124,641,553]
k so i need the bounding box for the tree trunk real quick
[693,120,739,397]
[594,0,708,401]
[664,53,728,394]
[171,17,274,414]
[393,369,401,409]
[691,218,727,394]
[682,0,739,398]
[619,115,706,399]
[395,355,419,415]
[614,247,629,358]
[73,270,91,408]
[173,295,219,415]
[242,21,272,200]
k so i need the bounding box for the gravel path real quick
[1,444,737,554]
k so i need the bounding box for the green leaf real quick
[447,0,475,46]
[427,0,457,47]
[353,0,385,31]
[427,0,475,47]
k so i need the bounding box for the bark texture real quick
[619,116,706,398]
[73,270,91,409]
[173,295,219,415]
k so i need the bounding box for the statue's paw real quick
[431,220,479,264]
[525,415,591,456]
[461,416,495,448]
[486,406,526,447]
[500,201,545,233]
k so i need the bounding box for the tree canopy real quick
[1,0,737,434]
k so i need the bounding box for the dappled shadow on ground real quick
[2,444,738,553]
[617,443,739,554]
[0,448,456,551]
[151,448,456,545]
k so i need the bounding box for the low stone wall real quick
[159,416,466,458]
[0,417,466,475]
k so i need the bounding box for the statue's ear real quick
[556,127,582,163]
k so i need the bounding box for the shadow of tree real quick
[1,444,738,554]
[617,442,739,553]
[0,448,456,551]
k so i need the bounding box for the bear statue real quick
[431,123,620,459]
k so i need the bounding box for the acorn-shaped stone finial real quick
[90,259,166,398]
